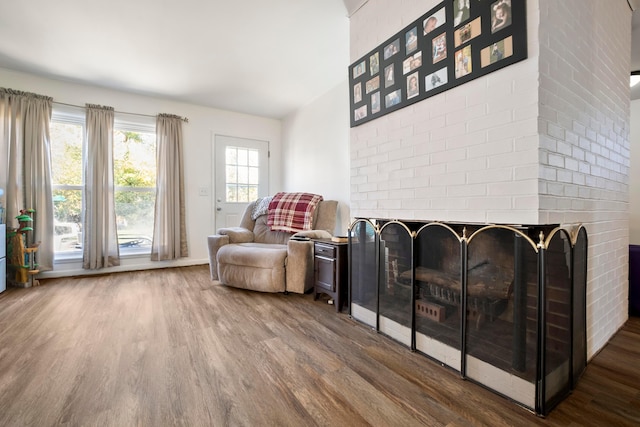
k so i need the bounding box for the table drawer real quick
[314,243,335,258]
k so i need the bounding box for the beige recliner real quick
[207,199,338,293]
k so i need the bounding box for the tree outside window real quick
[50,117,156,257]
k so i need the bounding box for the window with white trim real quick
[50,110,156,258]
[225,146,259,203]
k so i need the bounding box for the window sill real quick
[54,248,151,263]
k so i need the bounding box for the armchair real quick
[207,198,338,293]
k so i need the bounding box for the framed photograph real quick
[432,33,447,64]
[353,82,362,103]
[403,51,422,74]
[348,0,527,127]
[423,7,446,35]
[481,36,513,67]
[384,39,400,60]
[384,64,395,88]
[385,89,402,108]
[352,60,366,79]
[366,76,380,94]
[425,67,448,91]
[491,0,512,33]
[454,17,481,47]
[407,72,420,99]
[405,27,418,54]
[455,46,472,78]
[453,0,471,26]
[370,52,380,76]
[371,92,381,114]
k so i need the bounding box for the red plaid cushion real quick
[267,192,323,232]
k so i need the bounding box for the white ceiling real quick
[0,0,638,119]
[0,0,353,119]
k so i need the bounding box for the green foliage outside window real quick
[50,122,157,252]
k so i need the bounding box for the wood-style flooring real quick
[0,265,638,426]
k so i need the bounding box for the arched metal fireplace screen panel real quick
[414,222,463,370]
[348,220,587,416]
[349,219,378,328]
[464,225,539,410]
[571,226,588,388]
[378,221,414,347]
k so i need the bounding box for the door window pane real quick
[225,146,260,203]
[248,167,259,184]
[249,150,259,167]
[237,148,248,166]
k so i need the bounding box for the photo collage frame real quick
[349,0,527,127]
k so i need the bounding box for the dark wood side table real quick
[313,239,348,312]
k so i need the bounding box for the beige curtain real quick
[151,114,188,261]
[83,104,119,269]
[0,88,55,271]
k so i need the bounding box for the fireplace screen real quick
[378,221,413,346]
[349,219,378,327]
[464,226,541,409]
[414,223,463,368]
[348,219,588,416]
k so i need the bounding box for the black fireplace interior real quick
[348,219,588,416]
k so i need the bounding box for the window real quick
[225,146,259,202]
[113,128,156,253]
[50,111,156,258]
[50,118,84,255]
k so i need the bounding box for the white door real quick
[214,135,269,229]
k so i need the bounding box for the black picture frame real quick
[349,0,526,127]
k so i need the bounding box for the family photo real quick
[403,51,423,74]
[432,33,447,64]
[491,0,512,33]
[350,0,525,126]
[406,27,418,53]
[423,7,445,35]
[425,67,448,91]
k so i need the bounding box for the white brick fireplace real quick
[349,0,631,360]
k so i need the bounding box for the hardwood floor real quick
[0,265,638,426]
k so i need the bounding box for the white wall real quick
[631,99,640,244]
[0,67,283,275]
[282,81,351,234]
[349,0,541,224]
[537,0,631,355]
[349,0,633,359]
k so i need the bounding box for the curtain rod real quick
[52,101,189,122]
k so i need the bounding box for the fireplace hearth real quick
[348,218,587,416]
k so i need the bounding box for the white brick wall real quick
[349,0,632,358]
[351,0,541,224]
[538,0,631,356]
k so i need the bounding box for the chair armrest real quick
[292,229,332,240]
[216,227,255,243]
[207,234,230,280]
[286,239,315,294]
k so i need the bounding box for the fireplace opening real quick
[349,218,587,416]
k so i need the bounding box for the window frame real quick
[50,107,85,260]
[113,116,157,256]
[50,108,158,260]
